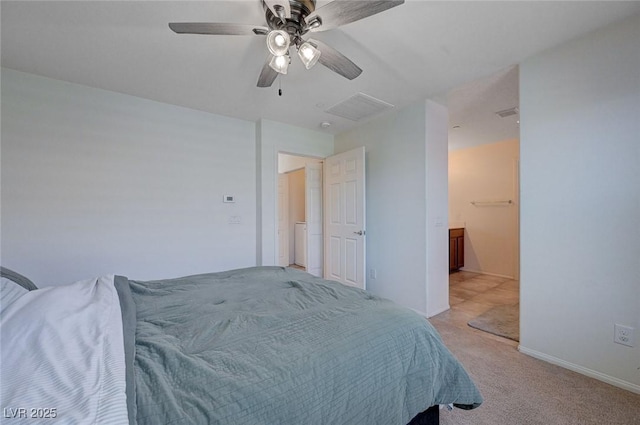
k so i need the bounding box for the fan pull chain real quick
[278,76,282,97]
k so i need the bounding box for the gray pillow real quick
[0,267,38,291]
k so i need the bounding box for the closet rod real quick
[470,200,513,206]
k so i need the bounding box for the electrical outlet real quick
[369,268,377,279]
[614,324,635,347]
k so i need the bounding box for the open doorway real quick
[276,148,367,288]
[445,65,521,344]
[277,153,322,272]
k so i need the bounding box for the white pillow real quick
[0,276,128,424]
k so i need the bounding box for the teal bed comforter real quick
[123,266,482,424]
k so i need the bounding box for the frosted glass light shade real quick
[266,30,290,56]
[269,54,289,74]
[298,41,321,69]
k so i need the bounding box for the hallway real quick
[434,271,519,346]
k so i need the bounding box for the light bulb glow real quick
[274,34,286,47]
[301,45,314,59]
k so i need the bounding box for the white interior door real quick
[324,147,366,289]
[305,163,323,277]
[277,173,289,267]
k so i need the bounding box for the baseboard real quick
[425,304,450,318]
[518,345,640,395]
[404,303,451,320]
[460,268,515,280]
[409,307,429,318]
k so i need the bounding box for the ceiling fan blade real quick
[257,56,279,87]
[263,0,291,22]
[169,22,269,36]
[308,39,362,80]
[305,0,404,32]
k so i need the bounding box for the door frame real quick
[273,151,325,270]
[277,173,289,267]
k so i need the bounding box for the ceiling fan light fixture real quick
[298,41,321,69]
[269,54,290,75]
[168,0,405,88]
[266,30,290,56]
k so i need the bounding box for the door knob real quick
[353,230,365,236]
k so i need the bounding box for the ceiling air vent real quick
[325,93,394,121]
[495,107,519,118]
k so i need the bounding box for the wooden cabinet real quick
[449,228,464,272]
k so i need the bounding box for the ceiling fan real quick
[169,0,404,88]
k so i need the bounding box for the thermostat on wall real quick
[223,195,235,203]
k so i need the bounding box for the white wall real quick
[1,69,257,286]
[449,139,520,278]
[519,14,640,393]
[256,119,333,266]
[334,100,449,316]
[424,100,450,316]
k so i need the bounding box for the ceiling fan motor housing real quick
[263,0,316,39]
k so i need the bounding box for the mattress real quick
[127,266,482,424]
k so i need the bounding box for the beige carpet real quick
[429,318,640,425]
[468,303,519,341]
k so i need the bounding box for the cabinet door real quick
[449,237,457,271]
[456,236,464,269]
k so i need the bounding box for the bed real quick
[1,266,482,424]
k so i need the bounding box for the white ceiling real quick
[446,64,520,151]
[2,1,639,143]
